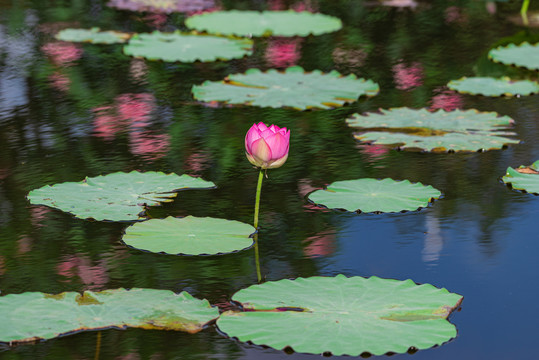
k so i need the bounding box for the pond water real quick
[1,0,539,359]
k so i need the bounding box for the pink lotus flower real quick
[245,122,290,169]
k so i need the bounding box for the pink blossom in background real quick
[41,42,83,66]
[392,61,423,90]
[291,0,317,12]
[303,230,337,258]
[48,71,71,92]
[265,37,302,68]
[57,254,109,290]
[430,88,463,111]
[129,132,170,160]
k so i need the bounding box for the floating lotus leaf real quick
[0,288,219,344]
[185,10,342,37]
[488,42,539,70]
[447,77,539,97]
[308,178,441,213]
[192,66,379,110]
[502,160,539,194]
[217,275,463,356]
[123,31,253,62]
[55,27,131,44]
[26,171,215,221]
[346,108,519,152]
[107,0,215,14]
[122,216,255,255]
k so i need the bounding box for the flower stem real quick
[253,168,264,283]
[253,168,264,229]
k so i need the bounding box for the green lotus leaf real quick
[447,77,539,97]
[192,66,379,110]
[307,178,441,213]
[0,288,219,344]
[107,0,215,14]
[26,171,215,222]
[346,108,519,152]
[502,160,539,194]
[55,27,131,44]
[488,42,539,70]
[123,31,253,62]
[185,10,342,37]
[122,216,255,255]
[217,275,463,356]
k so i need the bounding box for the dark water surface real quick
[1,0,539,359]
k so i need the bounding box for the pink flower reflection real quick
[265,37,302,68]
[41,42,83,66]
[30,206,51,228]
[430,88,463,111]
[93,105,123,140]
[303,230,336,258]
[116,93,155,128]
[185,152,211,174]
[57,254,109,290]
[358,144,389,163]
[444,6,467,24]
[48,71,71,92]
[142,13,168,28]
[0,256,5,276]
[129,132,170,160]
[17,236,33,254]
[392,61,423,90]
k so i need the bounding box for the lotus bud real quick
[245,122,290,169]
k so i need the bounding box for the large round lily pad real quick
[122,216,256,255]
[191,66,379,110]
[447,77,539,97]
[346,108,519,152]
[502,160,539,194]
[217,275,463,356]
[55,27,131,44]
[308,178,441,213]
[26,171,215,222]
[123,31,253,62]
[0,288,219,343]
[107,0,216,14]
[488,42,539,70]
[185,10,342,37]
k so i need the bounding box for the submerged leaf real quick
[55,27,132,44]
[346,108,519,152]
[192,66,379,110]
[217,275,462,356]
[123,31,253,62]
[308,178,441,213]
[26,171,215,221]
[185,10,342,37]
[122,216,256,255]
[0,288,219,343]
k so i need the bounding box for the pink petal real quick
[250,137,273,163]
[245,124,262,153]
[260,128,275,139]
[256,122,269,131]
[264,132,289,159]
